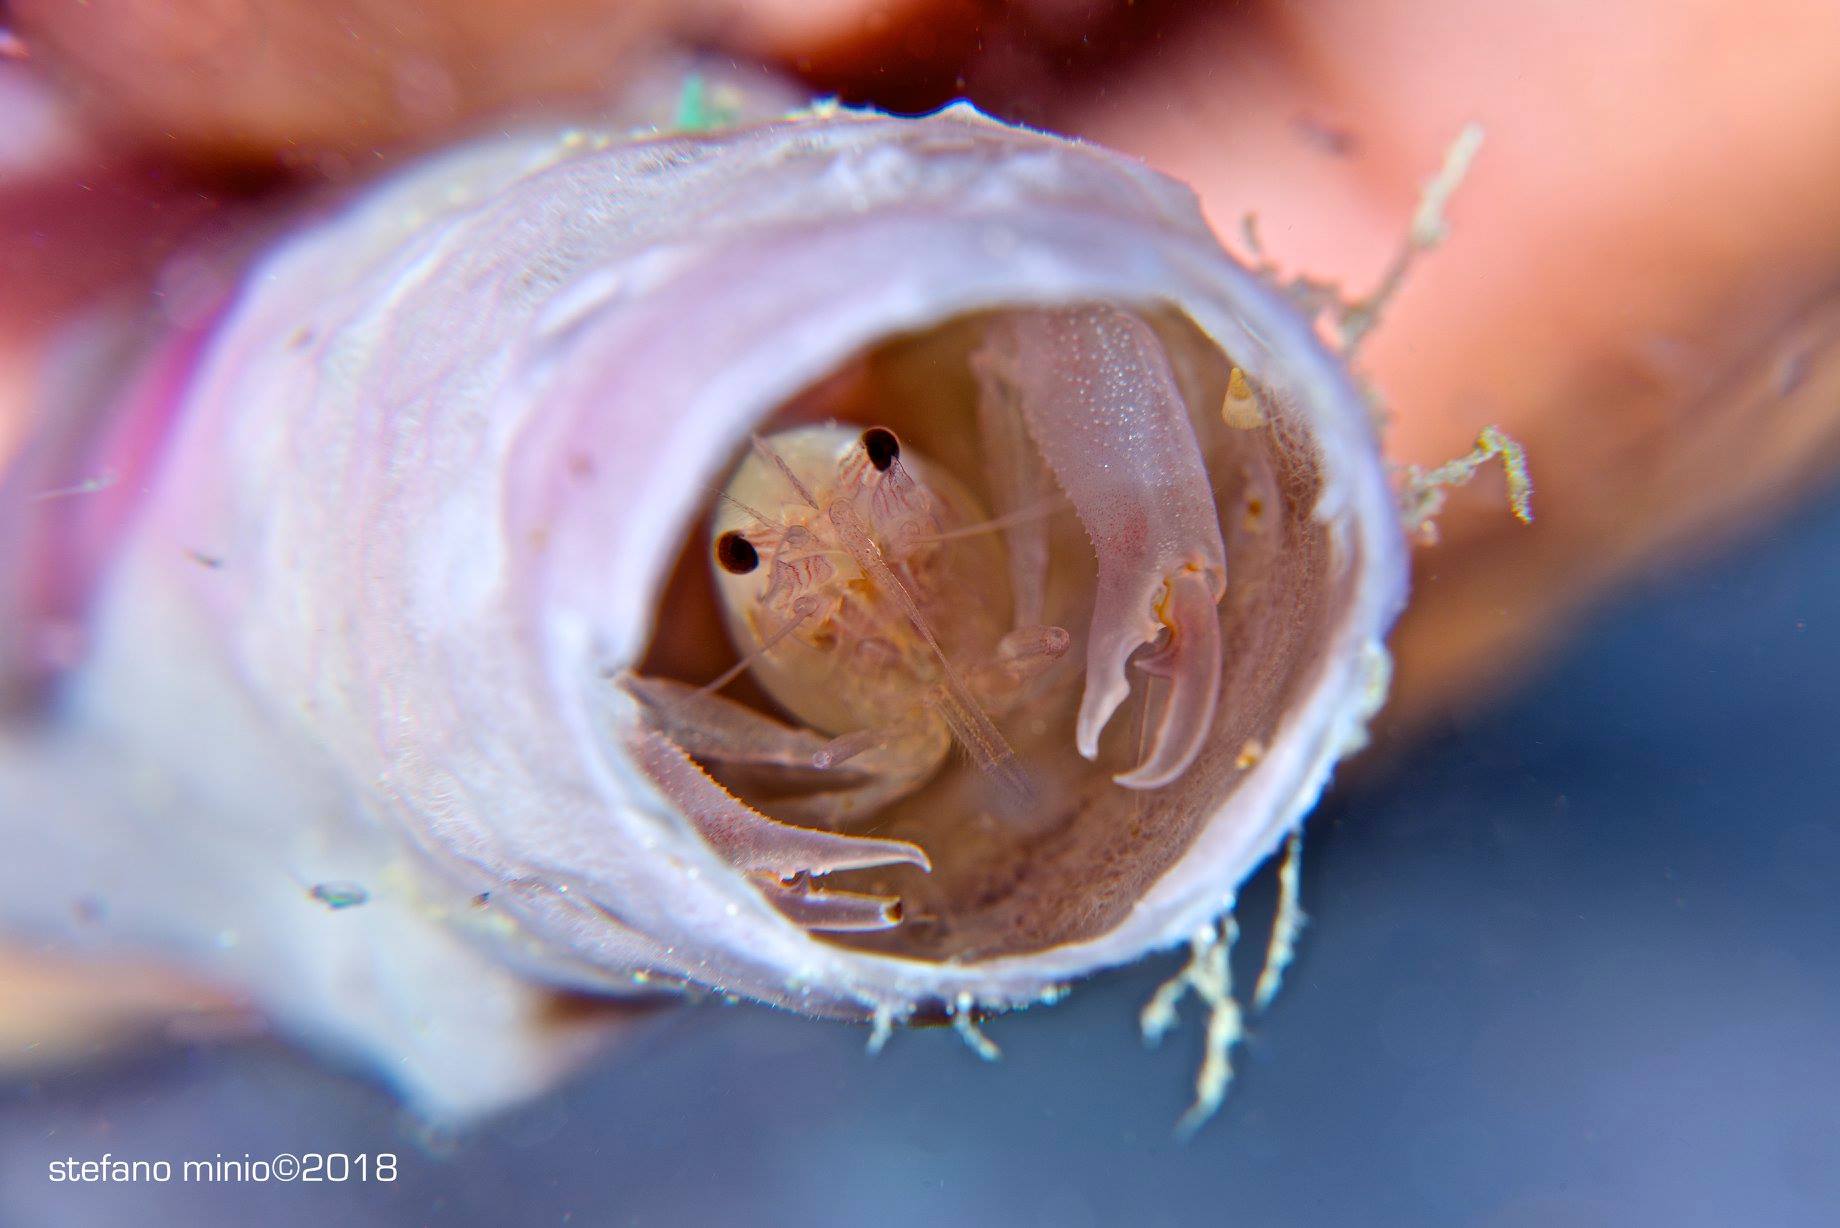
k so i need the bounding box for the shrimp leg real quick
[632,733,928,932]
[622,673,948,824]
[622,673,837,771]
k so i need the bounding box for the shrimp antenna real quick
[696,595,821,696]
[750,434,820,509]
[714,489,777,527]
[909,495,1072,545]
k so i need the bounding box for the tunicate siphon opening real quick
[632,301,1339,963]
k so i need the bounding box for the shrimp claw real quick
[978,305,1228,789]
[1116,565,1223,789]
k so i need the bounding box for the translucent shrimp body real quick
[631,305,1235,938]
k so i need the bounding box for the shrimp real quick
[626,306,1230,933]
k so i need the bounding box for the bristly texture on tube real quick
[0,102,1406,1118]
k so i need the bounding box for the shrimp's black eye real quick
[861,426,900,472]
[715,531,760,574]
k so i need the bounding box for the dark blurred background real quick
[5,476,1834,1228]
